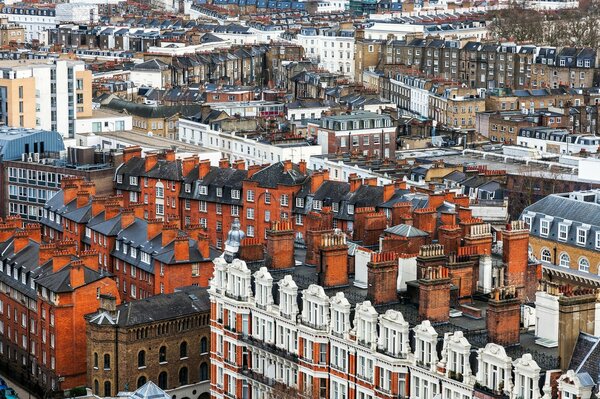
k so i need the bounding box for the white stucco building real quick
[295,27,356,80]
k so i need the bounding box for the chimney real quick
[76,191,90,208]
[413,208,437,237]
[363,177,377,187]
[318,230,348,287]
[52,250,73,272]
[428,193,445,210]
[174,234,190,262]
[418,265,451,323]
[444,191,456,203]
[486,285,521,346]
[247,165,262,178]
[81,182,96,196]
[122,146,142,163]
[416,244,447,280]
[197,232,210,259]
[283,160,292,172]
[558,289,598,370]
[4,215,22,229]
[168,215,181,230]
[457,206,473,224]
[63,184,79,205]
[69,260,86,289]
[196,159,210,179]
[298,159,307,175]
[57,239,77,255]
[391,202,412,226]
[310,171,325,193]
[233,159,246,170]
[104,202,121,220]
[79,250,99,271]
[452,194,470,208]
[161,223,179,247]
[25,223,41,243]
[440,211,456,227]
[182,156,199,177]
[503,220,531,293]
[438,225,462,255]
[121,208,135,229]
[39,243,57,265]
[383,183,396,203]
[0,225,16,242]
[147,219,163,241]
[349,176,362,192]
[145,153,158,172]
[164,149,175,162]
[367,251,398,305]
[98,294,117,315]
[266,220,295,270]
[130,202,145,219]
[464,222,493,255]
[219,158,230,169]
[13,230,29,254]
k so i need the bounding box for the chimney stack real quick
[39,243,57,265]
[418,264,451,323]
[219,158,230,169]
[197,232,210,259]
[198,159,211,179]
[25,223,41,243]
[503,220,531,294]
[104,202,121,221]
[147,218,163,241]
[383,183,396,203]
[413,208,437,237]
[161,223,179,247]
[145,153,158,172]
[69,260,86,289]
[182,156,200,177]
[367,251,398,305]
[349,175,362,192]
[63,184,79,205]
[558,288,598,370]
[298,159,307,175]
[266,220,295,270]
[52,250,73,273]
[464,222,493,255]
[164,149,175,162]
[13,230,29,254]
[122,146,142,163]
[121,208,135,229]
[79,250,100,271]
[174,234,190,262]
[486,285,521,347]
[310,170,326,193]
[91,196,108,217]
[81,182,96,197]
[283,160,292,172]
[233,159,246,170]
[318,230,348,287]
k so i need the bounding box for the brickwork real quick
[418,265,451,323]
[486,286,520,347]
[367,251,398,305]
[318,231,348,287]
[265,220,295,270]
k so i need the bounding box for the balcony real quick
[224,325,237,333]
[358,339,373,348]
[224,291,247,302]
[416,360,431,369]
[301,319,327,331]
[448,370,464,383]
[240,334,298,362]
[376,346,407,359]
[473,382,509,399]
[255,303,267,310]
[241,368,282,388]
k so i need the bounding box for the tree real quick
[488,1,544,42]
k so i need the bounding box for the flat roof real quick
[87,130,216,153]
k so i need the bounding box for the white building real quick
[0,6,56,43]
[295,27,356,80]
[517,127,600,155]
[363,20,488,41]
[75,109,132,135]
[178,118,322,166]
[55,3,98,24]
[309,154,393,185]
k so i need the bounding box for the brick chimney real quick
[219,158,230,169]
[457,206,472,223]
[363,177,377,186]
[459,216,482,238]
[76,191,90,208]
[503,220,530,292]
[104,202,121,221]
[362,211,387,246]
[57,239,77,255]
[63,184,79,205]
[266,220,295,270]
[145,153,158,172]
[440,211,456,227]
[174,234,190,262]
[247,165,262,178]
[304,211,333,266]
[383,183,396,203]
[233,160,246,170]
[486,285,520,346]
[238,238,264,262]
[310,170,326,193]
[69,260,86,289]
[428,193,445,210]
[452,194,470,208]
[367,251,398,305]
[0,224,16,242]
[558,288,598,370]
[197,232,210,259]
[122,146,142,163]
[168,215,181,230]
[413,208,437,237]
[444,191,456,203]
[418,265,451,323]
[298,159,307,175]
[13,230,29,254]
[416,244,447,279]
[164,149,175,162]
[81,182,96,197]
[147,218,163,241]
[464,222,493,255]
[318,230,348,287]
[52,250,73,272]
[353,207,375,242]
[25,223,41,243]
[391,202,412,226]
[121,208,135,229]
[395,180,407,190]
[182,156,200,177]
[4,215,22,229]
[198,159,211,179]
[130,202,145,219]
[438,225,462,255]
[39,243,56,265]
[79,250,99,271]
[161,223,179,247]
[282,160,292,172]
[349,176,362,192]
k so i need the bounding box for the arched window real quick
[560,253,570,268]
[200,337,208,354]
[94,380,99,395]
[180,342,187,359]
[200,362,209,381]
[159,346,167,363]
[104,381,111,397]
[103,354,110,370]
[93,353,98,368]
[179,367,188,386]
[137,376,147,389]
[579,257,590,272]
[541,249,552,262]
[138,350,146,368]
[158,372,168,390]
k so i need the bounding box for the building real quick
[0,59,93,139]
[0,218,119,393]
[86,286,211,398]
[0,6,55,43]
[476,110,565,144]
[516,127,600,154]
[522,189,600,277]
[0,18,24,46]
[313,111,397,157]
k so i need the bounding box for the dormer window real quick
[199,185,208,195]
[116,175,122,184]
[216,187,222,197]
[577,227,588,246]
[184,183,191,193]
[558,223,569,241]
[296,197,304,208]
[231,189,240,200]
[348,204,354,215]
[313,200,322,210]
[540,219,550,237]
[129,176,137,186]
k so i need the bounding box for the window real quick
[138,350,145,368]
[137,376,146,389]
[247,208,255,220]
[199,201,207,212]
[247,226,254,237]
[94,353,98,369]
[141,252,150,264]
[129,176,138,186]
[264,192,271,204]
[348,205,354,215]
[158,372,168,390]
[199,186,208,195]
[156,203,164,216]
[560,253,570,268]
[280,194,289,207]
[558,223,569,241]
[523,215,532,231]
[180,342,188,359]
[579,258,590,272]
[179,367,188,386]
[216,187,223,197]
[596,231,600,249]
[247,190,255,202]
[296,198,304,208]
[156,183,164,198]
[577,228,588,246]
[231,205,239,216]
[541,249,552,262]
[103,354,110,370]
[200,337,208,354]
[104,381,111,397]
[231,190,240,200]
[200,362,209,381]
[540,220,550,237]
[159,346,167,363]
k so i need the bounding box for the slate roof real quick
[133,59,170,71]
[568,332,600,390]
[385,224,428,238]
[181,166,247,204]
[35,264,107,293]
[114,156,184,193]
[249,161,308,188]
[103,97,203,119]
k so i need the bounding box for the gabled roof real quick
[249,161,308,188]
[133,59,170,71]
[35,264,107,293]
[385,224,428,238]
